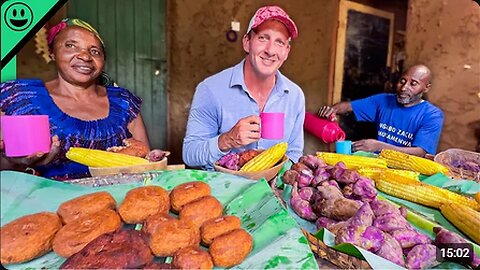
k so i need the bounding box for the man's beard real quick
[396,93,423,105]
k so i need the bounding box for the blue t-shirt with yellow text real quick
[351,93,443,154]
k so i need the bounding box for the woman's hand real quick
[1,135,61,168]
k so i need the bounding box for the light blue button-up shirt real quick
[183,60,305,170]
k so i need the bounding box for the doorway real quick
[332,0,407,141]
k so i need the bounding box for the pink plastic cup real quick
[1,115,51,157]
[260,112,285,140]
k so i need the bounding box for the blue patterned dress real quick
[0,79,142,180]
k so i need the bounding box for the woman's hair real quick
[47,18,105,57]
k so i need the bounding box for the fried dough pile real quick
[0,181,253,269]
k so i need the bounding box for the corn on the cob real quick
[375,172,480,211]
[358,167,420,181]
[379,149,449,176]
[66,147,149,167]
[440,202,480,244]
[240,142,287,172]
[315,152,387,169]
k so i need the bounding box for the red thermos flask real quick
[304,112,346,143]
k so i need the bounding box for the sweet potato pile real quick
[283,155,480,269]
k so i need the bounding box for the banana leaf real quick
[1,170,317,270]
[421,173,480,195]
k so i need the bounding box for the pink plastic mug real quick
[1,115,51,157]
[260,112,285,140]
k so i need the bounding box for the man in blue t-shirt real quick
[318,65,444,157]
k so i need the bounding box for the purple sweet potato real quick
[405,244,440,269]
[335,225,385,252]
[218,153,240,170]
[290,182,318,221]
[434,226,467,245]
[299,155,327,170]
[282,169,299,185]
[337,169,360,185]
[352,177,377,202]
[348,202,374,227]
[329,162,347,180]
[434,227,480,269]
[315,197,362,221]
[315,216,337,230]
[319,179,341,190]
[298,187,316,203]
[375,232,405,267]
[291,163,314,188]
[369,199,402,217]
[342,183,354,198]
[291,162,313,175]
[391,229,431,249]
[316,185,344,201]
[373,213,410,233]
[311,167,330,186]
[327,221,348,235]
[399,206,408,218]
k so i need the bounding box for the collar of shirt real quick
[229,59,290,97]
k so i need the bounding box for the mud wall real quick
[405,0,480,152]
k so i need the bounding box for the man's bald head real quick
[396,64,433,106]
[406,64,432,84]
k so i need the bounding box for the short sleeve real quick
[1,79,41,115]
[351,94,386,122]
[0,80,17,111]
[107,86,143,124]
[411,107,444,154]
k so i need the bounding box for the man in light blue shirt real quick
[183,5,305,169]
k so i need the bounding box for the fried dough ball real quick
[52,209,122,257]
[238,149,261,167]
[170,181,211,212]
[119,186,170,224]
[179,196,223,228]
[172,246,214,269]
[107,138,149,157]
[149,219,200,257]
[57,191,116,224]
[141,213,176,236]
[200,215,242,245]
[209,229,253,267]
[1,212,62,265]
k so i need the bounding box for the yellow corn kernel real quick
[379,149,449,176]
[66,147,149,167]
[440,202,480,244]
[240,142,287,172]
[376,172,480,211]
[358,167,419,181]
[316,152,387,169]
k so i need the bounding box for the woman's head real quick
[47,18,106,86]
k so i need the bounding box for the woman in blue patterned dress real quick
[0,19,150,180]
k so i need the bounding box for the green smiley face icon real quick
[4,2,34,31]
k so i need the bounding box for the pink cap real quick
[246,5,298,40]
